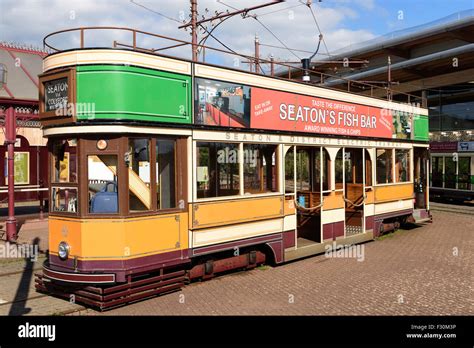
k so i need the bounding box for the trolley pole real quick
[5,107,17,242]
[191,0,198,61]
[270,54,275,76]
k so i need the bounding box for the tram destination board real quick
[39,68,76,124]
[44,77,68,112]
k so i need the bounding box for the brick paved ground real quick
[0,210,472,316]
[83,210,471,316]
[0,217,82,316]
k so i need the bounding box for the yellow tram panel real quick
[49,213,188,260]
[283,197,296,215]
[374,184,413,203]
[322,192,345,210]
[122,213,188,256]
[49,217,83,257]
[192,196,284,229]
[365,189,375,204]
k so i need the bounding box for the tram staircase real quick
[94,155,151,209]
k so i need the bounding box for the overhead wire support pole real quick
[255,34,260,73]
[191,0,198,61]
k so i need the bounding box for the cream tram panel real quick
[43,49,192,75]
[374,199,414,215]
[191,218,284,248]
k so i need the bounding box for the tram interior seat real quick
[90,181,118,213]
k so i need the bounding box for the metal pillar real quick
[191,0,198,61]
[254,34,260,73]
[5,107,17,241]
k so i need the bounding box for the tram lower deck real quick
[35,126,431,309]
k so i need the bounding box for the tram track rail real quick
[0,267,43,278]
[429,202,474,216]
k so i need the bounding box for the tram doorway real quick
[343,148,367,236]
[414,147,429,209]
[295,146,322,245]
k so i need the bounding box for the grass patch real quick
[375,229,405,241]
[257,265,271,271]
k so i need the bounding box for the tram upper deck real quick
[39,28,429,135]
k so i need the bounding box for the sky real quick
[0,0,473,69]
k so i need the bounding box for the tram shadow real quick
[8,237,40,316]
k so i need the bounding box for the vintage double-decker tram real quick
[35,27,431,310]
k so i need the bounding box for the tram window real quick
[52,139,77,183]
[285,147,294,194]
[52,187,77,213]
[314,148,321,190]
[335,149,343,189]
[322,149,330,191]
[376,149,393,184]
[127,139,152,212]
[243,144,277,194]
[88,155,118,214]
[444,157,456,189]
[156,139,176,209]
[197,142,240,198]
[458,157,471,190]
[344,149,363,184]
[365,149,372,187]
[395,149,410,182]
[432,157,443,187]
[296,149,310,191]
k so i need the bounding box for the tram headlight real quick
[58,241,70,260]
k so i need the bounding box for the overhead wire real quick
[304,0,331,58]
[217,0,302,60]
[252,16,301,60]
[129,0,182,23]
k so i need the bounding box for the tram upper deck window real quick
[376,149,393,184]
[127,139,152,212]
[395,149,410,182]
[88,155,118,214]
[52,139,77,183]
[197,142,240,198]
[243,144,278,194]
